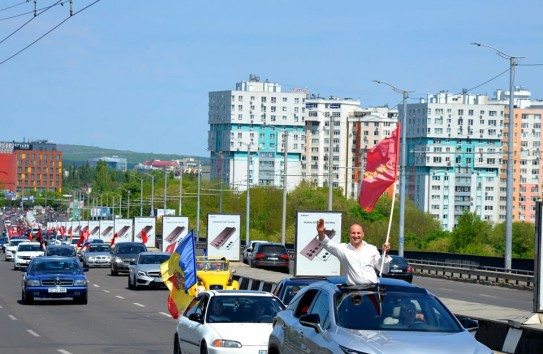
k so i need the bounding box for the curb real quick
[234,274,543,354]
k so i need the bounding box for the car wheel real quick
[111,266,118,276]
[200,342,208,354]
[75,293,88,305]
[249,259,254,268]
[128,275,134,289]
[22,289,33,304]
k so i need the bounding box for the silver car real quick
[82,244,112,267]
[268,278,493,354]
[127,251,171,289]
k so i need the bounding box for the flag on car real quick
[110,232,118,246]
[359,125,400,211]
[160,230,197,319]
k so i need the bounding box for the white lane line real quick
[8,315,17,320]
[57,349,72,354]
[27,329,40,337]
[479,294,497,299]
[159,312,172,318]
[115,295,125,299]
[134,303,145,307]
[437,288,455,292]
[93,284,100,288]
[103,289,110,293]
[0,305,3,309]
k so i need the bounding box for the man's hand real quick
[382,242,391,253]
[317,219,326,241]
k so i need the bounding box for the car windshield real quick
[47,247,76,256]
[204,296,285,324]
[89,245,111,252]
[31,259,80,272]
[18,244,42,252]
[10,240,25,246]
[139,254,170,264]
[196,260,227,271]
[335,291,462,332]
[258,245,286,253]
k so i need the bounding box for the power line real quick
[0,0,102,65]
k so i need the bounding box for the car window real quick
[391,257,408,266]
[294,289,319,318]
[258,245,287,253]
[307,291,332,330]
[19,244,41,252]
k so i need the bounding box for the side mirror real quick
[457,316,479,332]
[188,313,203,323]
[299,313,322,333]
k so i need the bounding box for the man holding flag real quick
[160,230,197,319]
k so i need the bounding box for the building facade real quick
[88,156,127,171]
[0,140,63,196]
[403,92,504,231]
[208,75,306,191]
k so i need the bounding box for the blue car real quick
[21,256,89,304]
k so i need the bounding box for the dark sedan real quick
[110,242,148,276]
[248,242,290,273]
[380,255,414,283]
[21,256,89,304]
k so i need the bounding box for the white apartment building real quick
[403,91,505,231]
[347,107,399,199]
[303,96,361,196]
[208,75,306,191]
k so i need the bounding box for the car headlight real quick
[211,339,242,348]
[137,270,146,277]
[88,256,96,261]
[74,279,87,286]
[114,257,123,263]
[26,279,40,286]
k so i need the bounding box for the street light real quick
[373,80,413,257]
[471,42,523,271]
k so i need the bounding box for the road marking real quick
[8,314,17,320]
[93,284,100,288]
[57,349,72,354]
[115,295,125,299]
[159,312,171,317]
[134,303,145,307]
[479,294,497,299]
[27,329,40,337]
[438,288,455,292]
[103,289,110,293]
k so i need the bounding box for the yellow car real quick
[188,256,239,296]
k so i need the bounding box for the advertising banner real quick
[79,220,90,236]
[114,219,133,242]
[206,214,241,261]
[100,220,115,243]
[88,220,100,240]
[295,211,342,277]
[134,217,156,247]
[162,216,189,252]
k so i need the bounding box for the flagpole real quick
[380,181,397,277]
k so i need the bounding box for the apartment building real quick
[208,75,306,191]
[303,96,361,195]
[402,92,504,231]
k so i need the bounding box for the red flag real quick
[359,125,400,211]
[110,232,118,246]
[165,241,176,254]
[37,227,44,250]
[26,229,32,240]
[141,229,148,244]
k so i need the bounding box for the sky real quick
[1,1,542,157]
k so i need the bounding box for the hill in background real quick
[58,144,208,168]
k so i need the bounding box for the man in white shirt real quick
[317,218,391,285]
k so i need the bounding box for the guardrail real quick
[408,259,534,290]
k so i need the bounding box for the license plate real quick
[48,287,67,293]
[390,269,403,273]
[268,257,278,261]
[154,278,163,283]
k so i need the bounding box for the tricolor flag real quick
[160,230,197,319]
[359,125,400,211]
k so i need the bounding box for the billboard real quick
[206,214,241,261]
[100,220,115,243]
[134,217,156,247]
[162,216,189,252]
[114,219,133,242]
[295,211,342,277]
[88,220,100,239]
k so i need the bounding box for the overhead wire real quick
[0,0,102,65]
[0,1,31,14]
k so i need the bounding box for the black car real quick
[380,255,413,283]
[110,242,148,276]
[248,242,290,273]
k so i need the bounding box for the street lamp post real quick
[163,168,167,216]
[472,42,522,270]
[373,80,412,257]
[328,114,333,211]
[178,168,183,216]
[281,131,288,244]
[150,175,155,217]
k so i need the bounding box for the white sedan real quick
[14,242,44,270]
[5,238,28,261]
[174,290,285,354]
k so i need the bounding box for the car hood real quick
[207,323,272,346]
[17,251,44,257]
[332,329,491,354]
[135,264,161,272]
[86,252,110,257]
[115,253,140,260]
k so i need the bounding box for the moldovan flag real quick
[160,230,198,319]
[359,125,400,211]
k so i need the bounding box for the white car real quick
[13,242,44,270]
[174,290,285,354]
[5,238,27,261]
